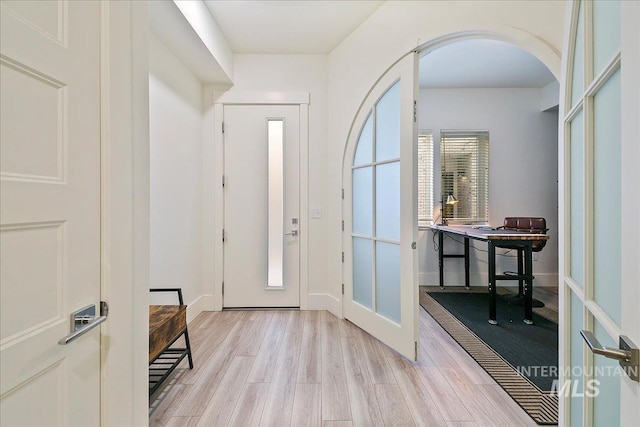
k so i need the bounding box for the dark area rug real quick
[427,291,558,390]
[420,288,558,425]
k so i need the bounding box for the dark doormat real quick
[420,287,558,425]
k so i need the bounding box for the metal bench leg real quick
[183,328,194,369]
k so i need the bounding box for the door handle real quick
[59,303,108,345]
[580,330,639,382]
[285,229,298,236]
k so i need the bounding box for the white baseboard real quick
[420,272,559,288]
[186,294,216,324]
[307,293,342,318]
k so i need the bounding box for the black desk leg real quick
[517,248,524,295]
[464,237,470,288]
[438,231,444,287]
[488,243,497,325]
[524,242,534,325]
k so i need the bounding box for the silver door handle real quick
[580,330,639,382]
[580,330,630,361]
[59,303,108,345]
[285,230,298,236]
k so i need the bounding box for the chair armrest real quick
[150,288,184,305]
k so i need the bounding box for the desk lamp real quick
[441,193,458,225]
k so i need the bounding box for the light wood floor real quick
[149,307,542,427]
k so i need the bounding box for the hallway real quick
[150,309,536,426]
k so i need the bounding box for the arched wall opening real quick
[342,28,560,302]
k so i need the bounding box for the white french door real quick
[1,1,102,425]
[560,0,640,425]
[223,105,300,308]
[343,52,419,360]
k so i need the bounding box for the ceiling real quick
[154,1,556,88]
[203,0,384,54]
[419,39,556,88]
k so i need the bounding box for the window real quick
[417,132,434,226]
[440,130,489,223]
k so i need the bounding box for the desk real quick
[431,225,549,325]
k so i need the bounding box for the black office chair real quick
[496,217,548,307]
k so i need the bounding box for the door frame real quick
[205,91,310,311]
[99,1,149,425]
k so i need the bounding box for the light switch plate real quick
[311,208,322,219]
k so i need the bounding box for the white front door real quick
[223,105,300,308]
[0,1,102,426]
[343,52,419,360]
[560,0,640,425]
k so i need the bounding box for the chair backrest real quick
[503,217,548,252]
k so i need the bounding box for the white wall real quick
[206,54,330,308]
[326,0,566,315]
[149,34,206,317]
[418,87,559,287]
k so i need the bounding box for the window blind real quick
[440,130,489,223]
[418,132,434,225]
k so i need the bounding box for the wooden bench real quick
[149,288,193,396]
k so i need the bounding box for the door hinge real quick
[411,241,417,249]
[342,283,344,295]
[222,229,225,243]
[342,189,344,199]
[341,252,344,262]
[341,220,344,231]
[222,122,225,133]
[222,175,225,187]
[415,341,418,360]
[413,100,417,123]
[222,282,224,296]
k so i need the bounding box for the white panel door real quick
[560,1,640,425]
[223,105,300,308]
[343,52,419,360]
[0,1,102,426]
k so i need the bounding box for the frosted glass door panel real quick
[375,161,400,241]
[593,1,620,77]
[570,292,584,427]
[375,81,400,162]
[353,167,373,236]
[353,237,373,309]
[593,69,621,324]
[375,241,400,324]
[593,322,621,427]
[353,114,373,166]
[570,111,585,288]
[571,2,585,108]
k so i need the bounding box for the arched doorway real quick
[341,29,560,361]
